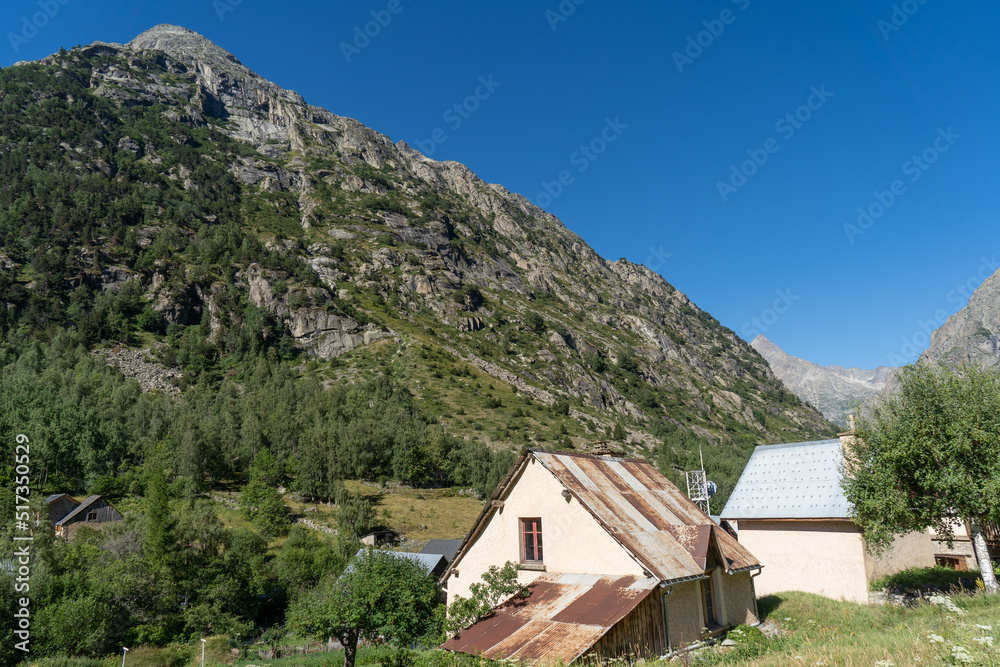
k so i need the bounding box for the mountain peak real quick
[128,24,241,68]
[752,337,895,427]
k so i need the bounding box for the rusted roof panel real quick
[442,574,658,663]
[501,622,607,663]
[663,525,711,570]
[446,612,529,656]
[532,450,761,581]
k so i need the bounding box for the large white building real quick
[720,437,935,603]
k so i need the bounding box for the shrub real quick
[523,311,545,333]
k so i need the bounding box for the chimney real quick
[590,441,625,458]
[839,414,858,470]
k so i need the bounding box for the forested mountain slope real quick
[0,25,835,509]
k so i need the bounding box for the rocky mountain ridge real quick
[914,265,1000,370]
[1,25,836,493]
[751,335,895,427]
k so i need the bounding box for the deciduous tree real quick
[843,363,1000,592]
[286,550,441,667]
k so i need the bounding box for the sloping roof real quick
[420,539,463,563]
[45,493,76,505]
[444,449,760,586]
[350,548,447,575]
[441,573,658,663]
[532,450,759,581]
[55,495,104,526]
[720,439,851,520]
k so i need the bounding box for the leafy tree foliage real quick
[287,550,442,667]
[844,363,1000,592]
[445,561,528,636]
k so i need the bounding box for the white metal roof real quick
[720,439,851,520]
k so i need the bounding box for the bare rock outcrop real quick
[93,346,182,395]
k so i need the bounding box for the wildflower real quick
[874,660,895,666]
[926,634,945,643]
[976,624,993,631]
[926,594,967,615]
[951,645,974,664]
[784,617,792,621]
[973,636,994,647]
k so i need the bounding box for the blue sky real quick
[3,0,999,369]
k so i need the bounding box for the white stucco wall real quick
[735,520,871,603]
[664,580,703,648]
[863,528,936,582]
[444,457,644,605]
[722,570,757,627]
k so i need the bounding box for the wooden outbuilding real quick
[46,494,124,539]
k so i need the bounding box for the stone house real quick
[440,448,762,663]
[720,436,935,603]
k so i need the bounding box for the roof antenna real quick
[686,443,717,515]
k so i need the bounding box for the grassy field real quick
[29,590,1000,667]
[695,590,1000,666]
[207,478,484,552]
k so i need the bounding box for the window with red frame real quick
[521,518,543,562]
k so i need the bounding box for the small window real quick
[86,511,97,522]
[521,518,543,562]
[935,555,967,571]
[702,573,717,627]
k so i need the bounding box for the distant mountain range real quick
[751,335,896,427]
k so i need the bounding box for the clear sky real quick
[3,0,998,369]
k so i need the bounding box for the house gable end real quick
[444,453,645,604]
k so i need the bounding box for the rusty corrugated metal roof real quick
[442,574,658,663]
[532,450,760,581]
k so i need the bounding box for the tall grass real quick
[693,590,1000,666]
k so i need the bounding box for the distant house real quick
[45,494,124,539]
[44,493,80,524]
[930,518,1000,571]
[420,539,463,567]
[359,529,399,547]
[720,436,935,604]
[440,448,762,663]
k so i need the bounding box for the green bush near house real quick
[870,565,978,592]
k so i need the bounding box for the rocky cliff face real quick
[2,25,836,477]
[751,335,895,427]
[914,267,1000,369]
